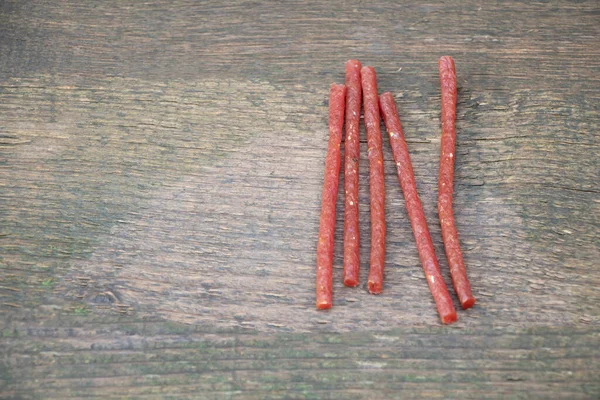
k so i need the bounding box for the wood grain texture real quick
[1,0,599,398]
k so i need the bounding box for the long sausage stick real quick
[438,56,476,310]
[316,83,346,310]
[343,60,362,287]
[380,92,457,324]
[361,67,386,294]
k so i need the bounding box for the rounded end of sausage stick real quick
[343,276,359,287]
[439,55,455,66]
[360,65,376,77]
[380,92,394,103]
[330,83,346,93]
[441,310,458,325]
[345,59,362,70]
[367,280,382,294]
[438,56,456,76]
[460,295,476,310]
[316,300,332,310]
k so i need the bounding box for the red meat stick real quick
[343,60,362,287]
[316,83,346,310]
[438,56,476,310]
[380,92,457,324]
[361,66,386,294]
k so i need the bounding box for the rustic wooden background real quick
[1,0,598,398]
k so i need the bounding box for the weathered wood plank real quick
[1,317,598,398]
[0,0,599,398]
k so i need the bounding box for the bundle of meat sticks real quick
[316,57,475,324]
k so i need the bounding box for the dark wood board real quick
[0,0,598,398]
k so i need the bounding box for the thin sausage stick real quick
[379,92,457,324]
[316,83,346,310]
[361,66,386,294]
[343,60,362,287]
[438,56,476,310]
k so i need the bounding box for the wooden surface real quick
[1,0,599,398]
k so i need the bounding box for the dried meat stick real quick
[438,56,476,310]
[361,66,386,294]
[343,60,362,287]
[379,92,457,324]
[316,83,346,310]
